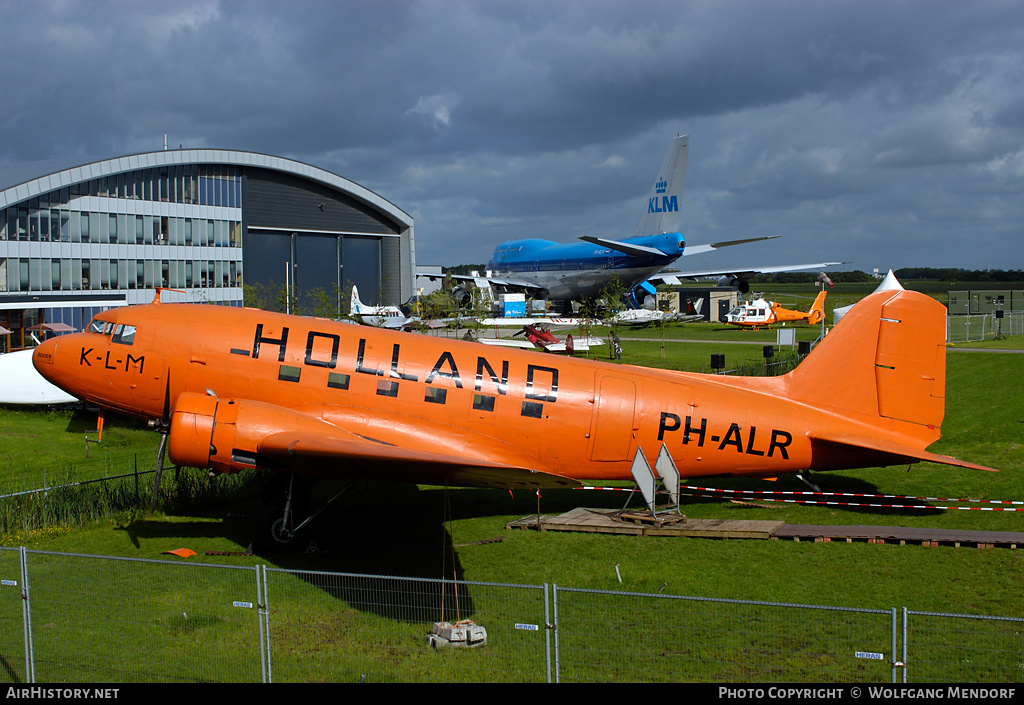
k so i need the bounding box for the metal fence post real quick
[543,583,552,684]
[905,606,913,684]
[20,547,34,684]
[257,564,269,684]
[552,583,560,684]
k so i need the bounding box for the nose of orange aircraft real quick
[31,335,64,388]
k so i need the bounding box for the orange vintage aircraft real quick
[31,280,992,552]
[723,290,827,330]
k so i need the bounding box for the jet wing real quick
[256,429,581,489]
[475,337,538,349]
[420,272,545,291]
[809,432,997,473]
[649,261,845,287]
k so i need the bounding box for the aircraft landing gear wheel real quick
[252,501,310,554]
[251,473,312,555]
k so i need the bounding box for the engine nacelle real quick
[451,285,474,308]
[717,276,750,294]
[167,392,346,474]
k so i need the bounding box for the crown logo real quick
[655,179,667,194]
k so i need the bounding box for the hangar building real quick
[0,149,415,350]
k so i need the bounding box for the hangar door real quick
[587,375,637,462]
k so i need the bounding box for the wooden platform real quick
[774,524,1024,549]
[506,508,1024,548]
[506,507,784,539]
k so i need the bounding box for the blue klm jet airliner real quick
[436,135,841,305]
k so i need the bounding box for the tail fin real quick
[807,290,826,325]
[633,134,689,237]
[788,283,945,430]
[350,285,363,314]
[717,279,994,472]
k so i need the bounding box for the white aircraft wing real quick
[475,337,537,349]
[649,261,846,287]
[0,349,78,404]
[419,272,544,291]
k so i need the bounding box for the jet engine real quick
[451,284,475,308]
[717,276,750,294]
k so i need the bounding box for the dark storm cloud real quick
[1,0,1022,271]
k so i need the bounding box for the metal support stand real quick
[624,444,684,520]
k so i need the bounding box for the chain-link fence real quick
[902,609,1024,683]
[947,312,1024,343]
[0,548,1020,683]
[262,568,550,683]
[552,587,896,683]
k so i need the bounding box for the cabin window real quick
[473,394,495,412]
[327,372,350,390]
[521,401,544,418]
[278,365,301,383]
[425,387,447,405]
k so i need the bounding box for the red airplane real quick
[31,280,994,552]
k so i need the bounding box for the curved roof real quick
[0,149,412,227]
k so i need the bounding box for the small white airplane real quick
[475,323,604,353]
[607,298,704,327]
[0,349,78,404]
[350,285,418,329]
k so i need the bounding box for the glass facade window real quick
[0,173,242,296]
[0,157,406,318]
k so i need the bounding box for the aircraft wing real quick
[0,350,78,404]
[475,337,538,349]
[256,430,581,489]
[649,261,846,287]
[420,272,545,291]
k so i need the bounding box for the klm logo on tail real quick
[648,195,678,214]
[649,176,677,213]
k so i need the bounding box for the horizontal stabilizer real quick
[810,432,997,473]
[681,235,780,257]
[579,235,670,258]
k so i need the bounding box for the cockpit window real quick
[111,324,136,346]
[88,318,114,335]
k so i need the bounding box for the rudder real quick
[787,285,947,431]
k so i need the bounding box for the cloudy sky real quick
[2,0,1023,274]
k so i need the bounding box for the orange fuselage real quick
[30,288,975,489]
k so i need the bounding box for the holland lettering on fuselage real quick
[429,134,841,305]
[31,276,994,553]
